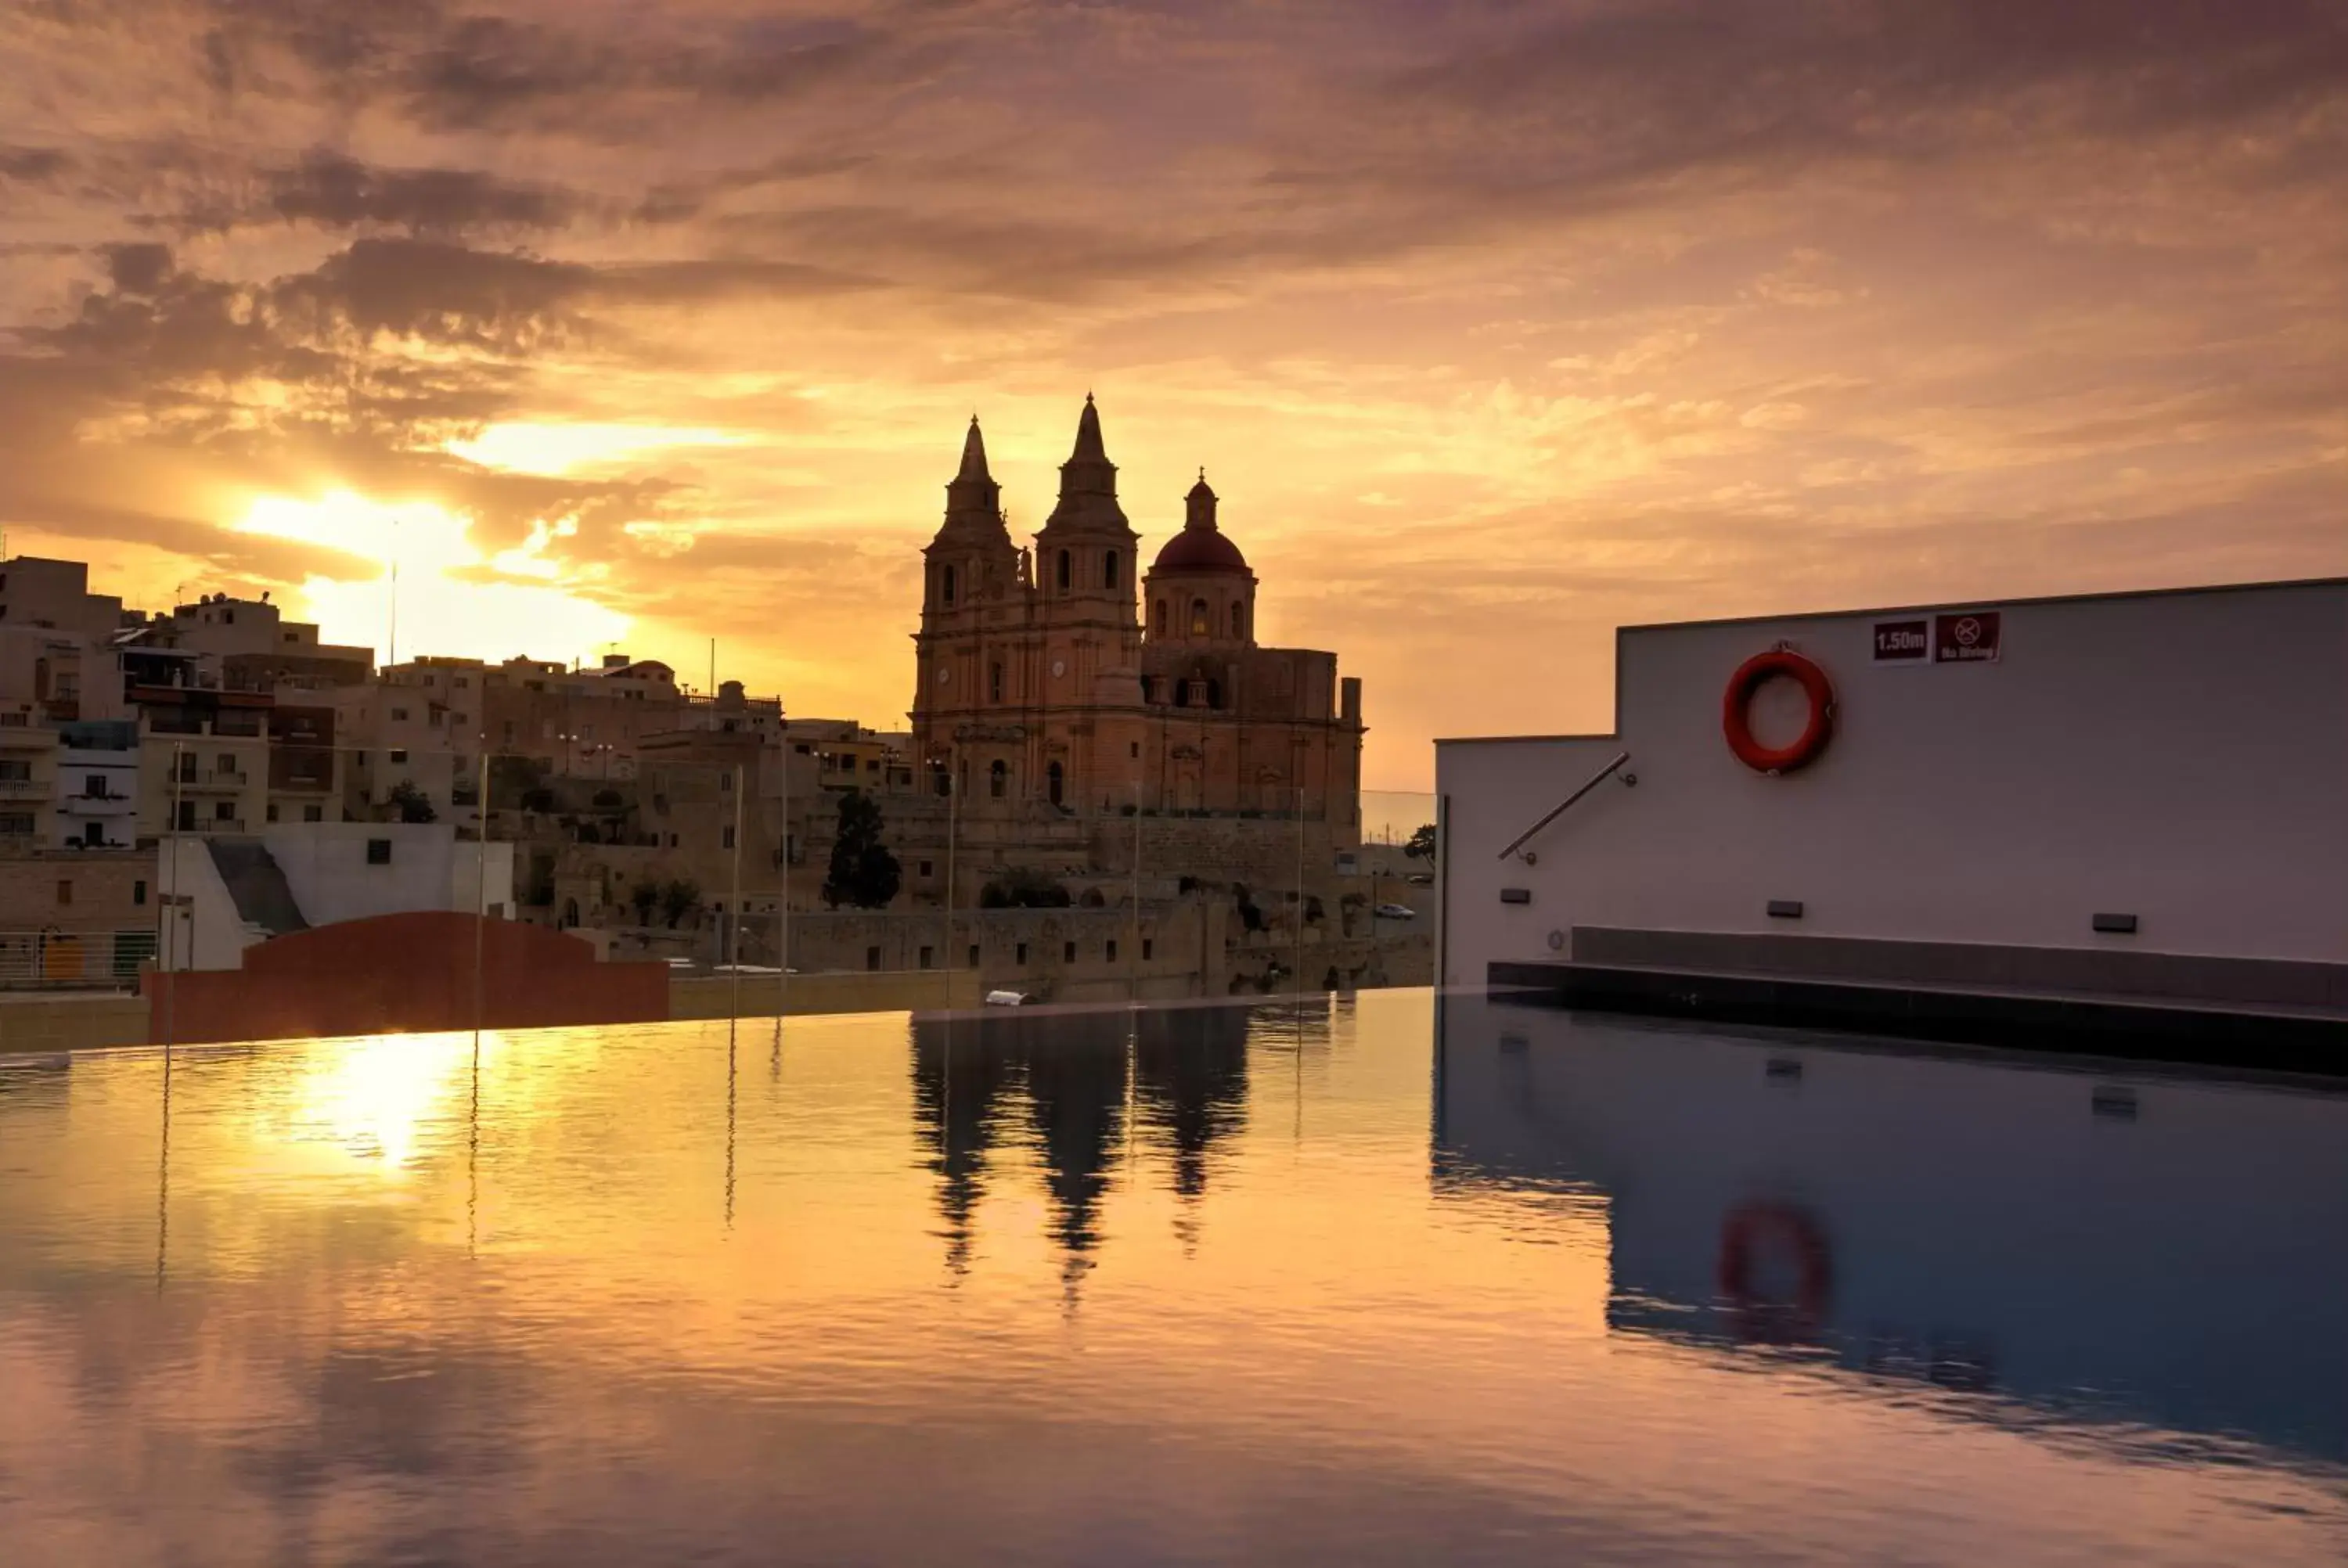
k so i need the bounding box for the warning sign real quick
[1934,611,2001,664]
[1872,620,1929,662]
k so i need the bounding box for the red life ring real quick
[1723,649,1834,774]
[1716,1201,1833,1343]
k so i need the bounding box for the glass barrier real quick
[18,732,1440,1055]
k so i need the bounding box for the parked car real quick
[1375,902,1417,920]
[984,989,1036,1007]
[1404,872,1434,885]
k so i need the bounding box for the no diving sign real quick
[1874,611,2002,665]
[1934,611,2000,664]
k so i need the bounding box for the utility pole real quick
[728,761,745,1024]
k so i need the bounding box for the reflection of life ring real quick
[1717,1202,1833,1343]
[1723,649,1835,775]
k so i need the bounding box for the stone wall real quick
[1085,814,1352,894]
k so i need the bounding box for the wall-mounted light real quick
[2092,912,2138,935]
[1500,887,1532,904]
[1766,900,1804,919]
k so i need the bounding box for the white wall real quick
[157,839,259,972]
[262,823,514,927]
[1437,581,2348,982]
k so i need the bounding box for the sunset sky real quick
[2,2,2342,788]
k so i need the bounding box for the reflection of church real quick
[910,398,1364,825]
[910,1003,1257,1279]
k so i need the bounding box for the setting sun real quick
[234,491,631,667]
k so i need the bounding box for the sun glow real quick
[236,491,631,666]
[446,422,750,477]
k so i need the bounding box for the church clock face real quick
[936,667,950,685]
[1051,658,1067,678]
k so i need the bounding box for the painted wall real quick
[1437,581,2348,981]
[143,911,668,1045]
[158,838,255,972]
[262,823,514,927]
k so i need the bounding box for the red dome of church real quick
[1152,474,1251,575]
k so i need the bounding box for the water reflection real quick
[911,1003,1260,1279]
[0,994,2342,1566]
[1433,992,2348,1468]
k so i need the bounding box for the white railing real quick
[0,928,156,989]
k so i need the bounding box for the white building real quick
[156,822,517,971]
[1435,578,2348,1026]
[53,720,139,851]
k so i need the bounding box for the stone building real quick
[909,397,1363,828]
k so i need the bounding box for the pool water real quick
[1,989,2343,1565]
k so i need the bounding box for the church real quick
[909,397,1363,836]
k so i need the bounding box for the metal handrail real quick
[1495,751,1630,861]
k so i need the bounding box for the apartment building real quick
[337,662,479,827]
[157,592,372,692]
[55,720,138,850]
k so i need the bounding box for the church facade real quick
[909,397,1363,839]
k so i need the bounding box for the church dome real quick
[1151,474,1251,575]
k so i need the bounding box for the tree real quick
[628,879,660,926]
[660,878,702,928]
[1403,822,1438,864]
[387,779,437,824]
[822,789,902,909]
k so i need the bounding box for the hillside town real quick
[0,400,1431,1029]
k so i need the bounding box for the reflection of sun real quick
[235,490,630,665]
[275,1031,485,1175]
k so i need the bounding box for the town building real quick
[54,719,138,850]
[155,822,514,972]
[153,592,372,691]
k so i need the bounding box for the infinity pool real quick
[2,991,2343,1564]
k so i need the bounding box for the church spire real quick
[1070,392,1107,465]
[957,415,991,482]
[938,412,1007,541]
[1050,391,1122,509]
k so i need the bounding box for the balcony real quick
[172,768,250,792]
[59,792,136,816]
[0,778,45,797]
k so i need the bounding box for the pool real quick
[2,990,2343,1564]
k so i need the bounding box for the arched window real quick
[989,759,1007,799]
[989,661,1004,703]
[1103,550,1119,590]
[942,565,956,606]
[1057,549,1071,591]
[1231,602,1245,638]
[1047,761,1064,806]
[1190,599,1209,637]
[1152,599,1167,635]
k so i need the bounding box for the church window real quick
[1047,761,1064,806]
[1057,549,1071,591]
[989,760,1007,799]
[1104,550,1119,590]
[1152,599,1167,635]
[989,662,1004,703]
[942,565,956,606]
[1232,603,1246,638]
[1190,599,1208,637]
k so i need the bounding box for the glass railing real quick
[1,739,1439,1051]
